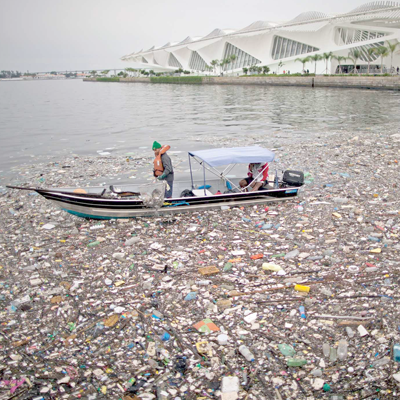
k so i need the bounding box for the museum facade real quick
[121,2,400,74]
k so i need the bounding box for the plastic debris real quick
[1,128,399,399]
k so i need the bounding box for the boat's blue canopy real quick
[188,146,275,167]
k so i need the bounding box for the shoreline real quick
[84,75,400,91]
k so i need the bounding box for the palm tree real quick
[101,70,110,76]
[366,48,376,74]
[295,56,311,73]
[373,46,389,73]
[348,49,361,74]
[125,67,137,77]
[309,54,322,75]
[222,58,230,74]
[332,55,347,74]
[277,61,284,74]
[210,60,219,75]
[386,41,399,73]
[322,52,333,74]
[229,54,237,74]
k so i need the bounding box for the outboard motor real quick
[282,170,305,187]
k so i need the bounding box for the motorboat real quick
[7,147,304,219]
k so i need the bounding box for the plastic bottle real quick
[218,334,228,345]
[372,357,390,367]
[90,224,105,230]
[238,345,255,361]
[393,344,400,362]
[294,284,310,293]
[278,344,296,356]
[87,241,101,248]
[286,358,307,367]
[322,343,330,357]
[346,327,355,338]
[196,280,212,286]
[330,347,338,362]
[337,340,348,360]
[299,305,306,319]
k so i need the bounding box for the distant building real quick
[121,1,400,74]
[36,73,66,80]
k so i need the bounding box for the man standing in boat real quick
[239,162,269,192]
[152,141,174,198]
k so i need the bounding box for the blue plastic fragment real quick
[184,292,197,301]
[261,224,273,230]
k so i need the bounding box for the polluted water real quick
[0,127,399,399]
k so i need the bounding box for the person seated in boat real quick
[152,141,174,198]
[239,162,269,192]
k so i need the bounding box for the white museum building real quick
[121,1,400,74]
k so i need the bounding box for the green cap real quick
[152,141,162,150]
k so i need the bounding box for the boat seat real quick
[192,189,214,197]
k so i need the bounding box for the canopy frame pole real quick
[202,162,206,196]
[188,154,194,190]
[222,164,235,176]
[191,156,238,191]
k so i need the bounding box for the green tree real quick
[205,65,213,74]
[228,54,237,74]
[366,48,376,74]
[373,46,389,73]
[262,66,270,74]
[386,41,399,72]
[125,67,137,77]
[347,49,362,74]
[332,55,347,74]
[101,70,110,76]
[210,59,219,75]
[295,57,310,73]
[89,70,97,76]
[322,52,333,74]
[242,67,248,75]
[149,70,155,76]
[277,61,284,74]
[309,54,322,75]
[50,71,57,75]
[219,58,229,74]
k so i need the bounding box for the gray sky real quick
[1,0,369,72]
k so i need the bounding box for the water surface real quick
[1,79,399,177]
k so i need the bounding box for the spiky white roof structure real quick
[122,2,400,74]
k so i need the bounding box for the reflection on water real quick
[0,79,399,173]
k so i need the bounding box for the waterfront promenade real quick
[84,75,400,90]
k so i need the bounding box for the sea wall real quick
[83,76,400,90]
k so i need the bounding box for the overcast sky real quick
[1,0,370,72]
